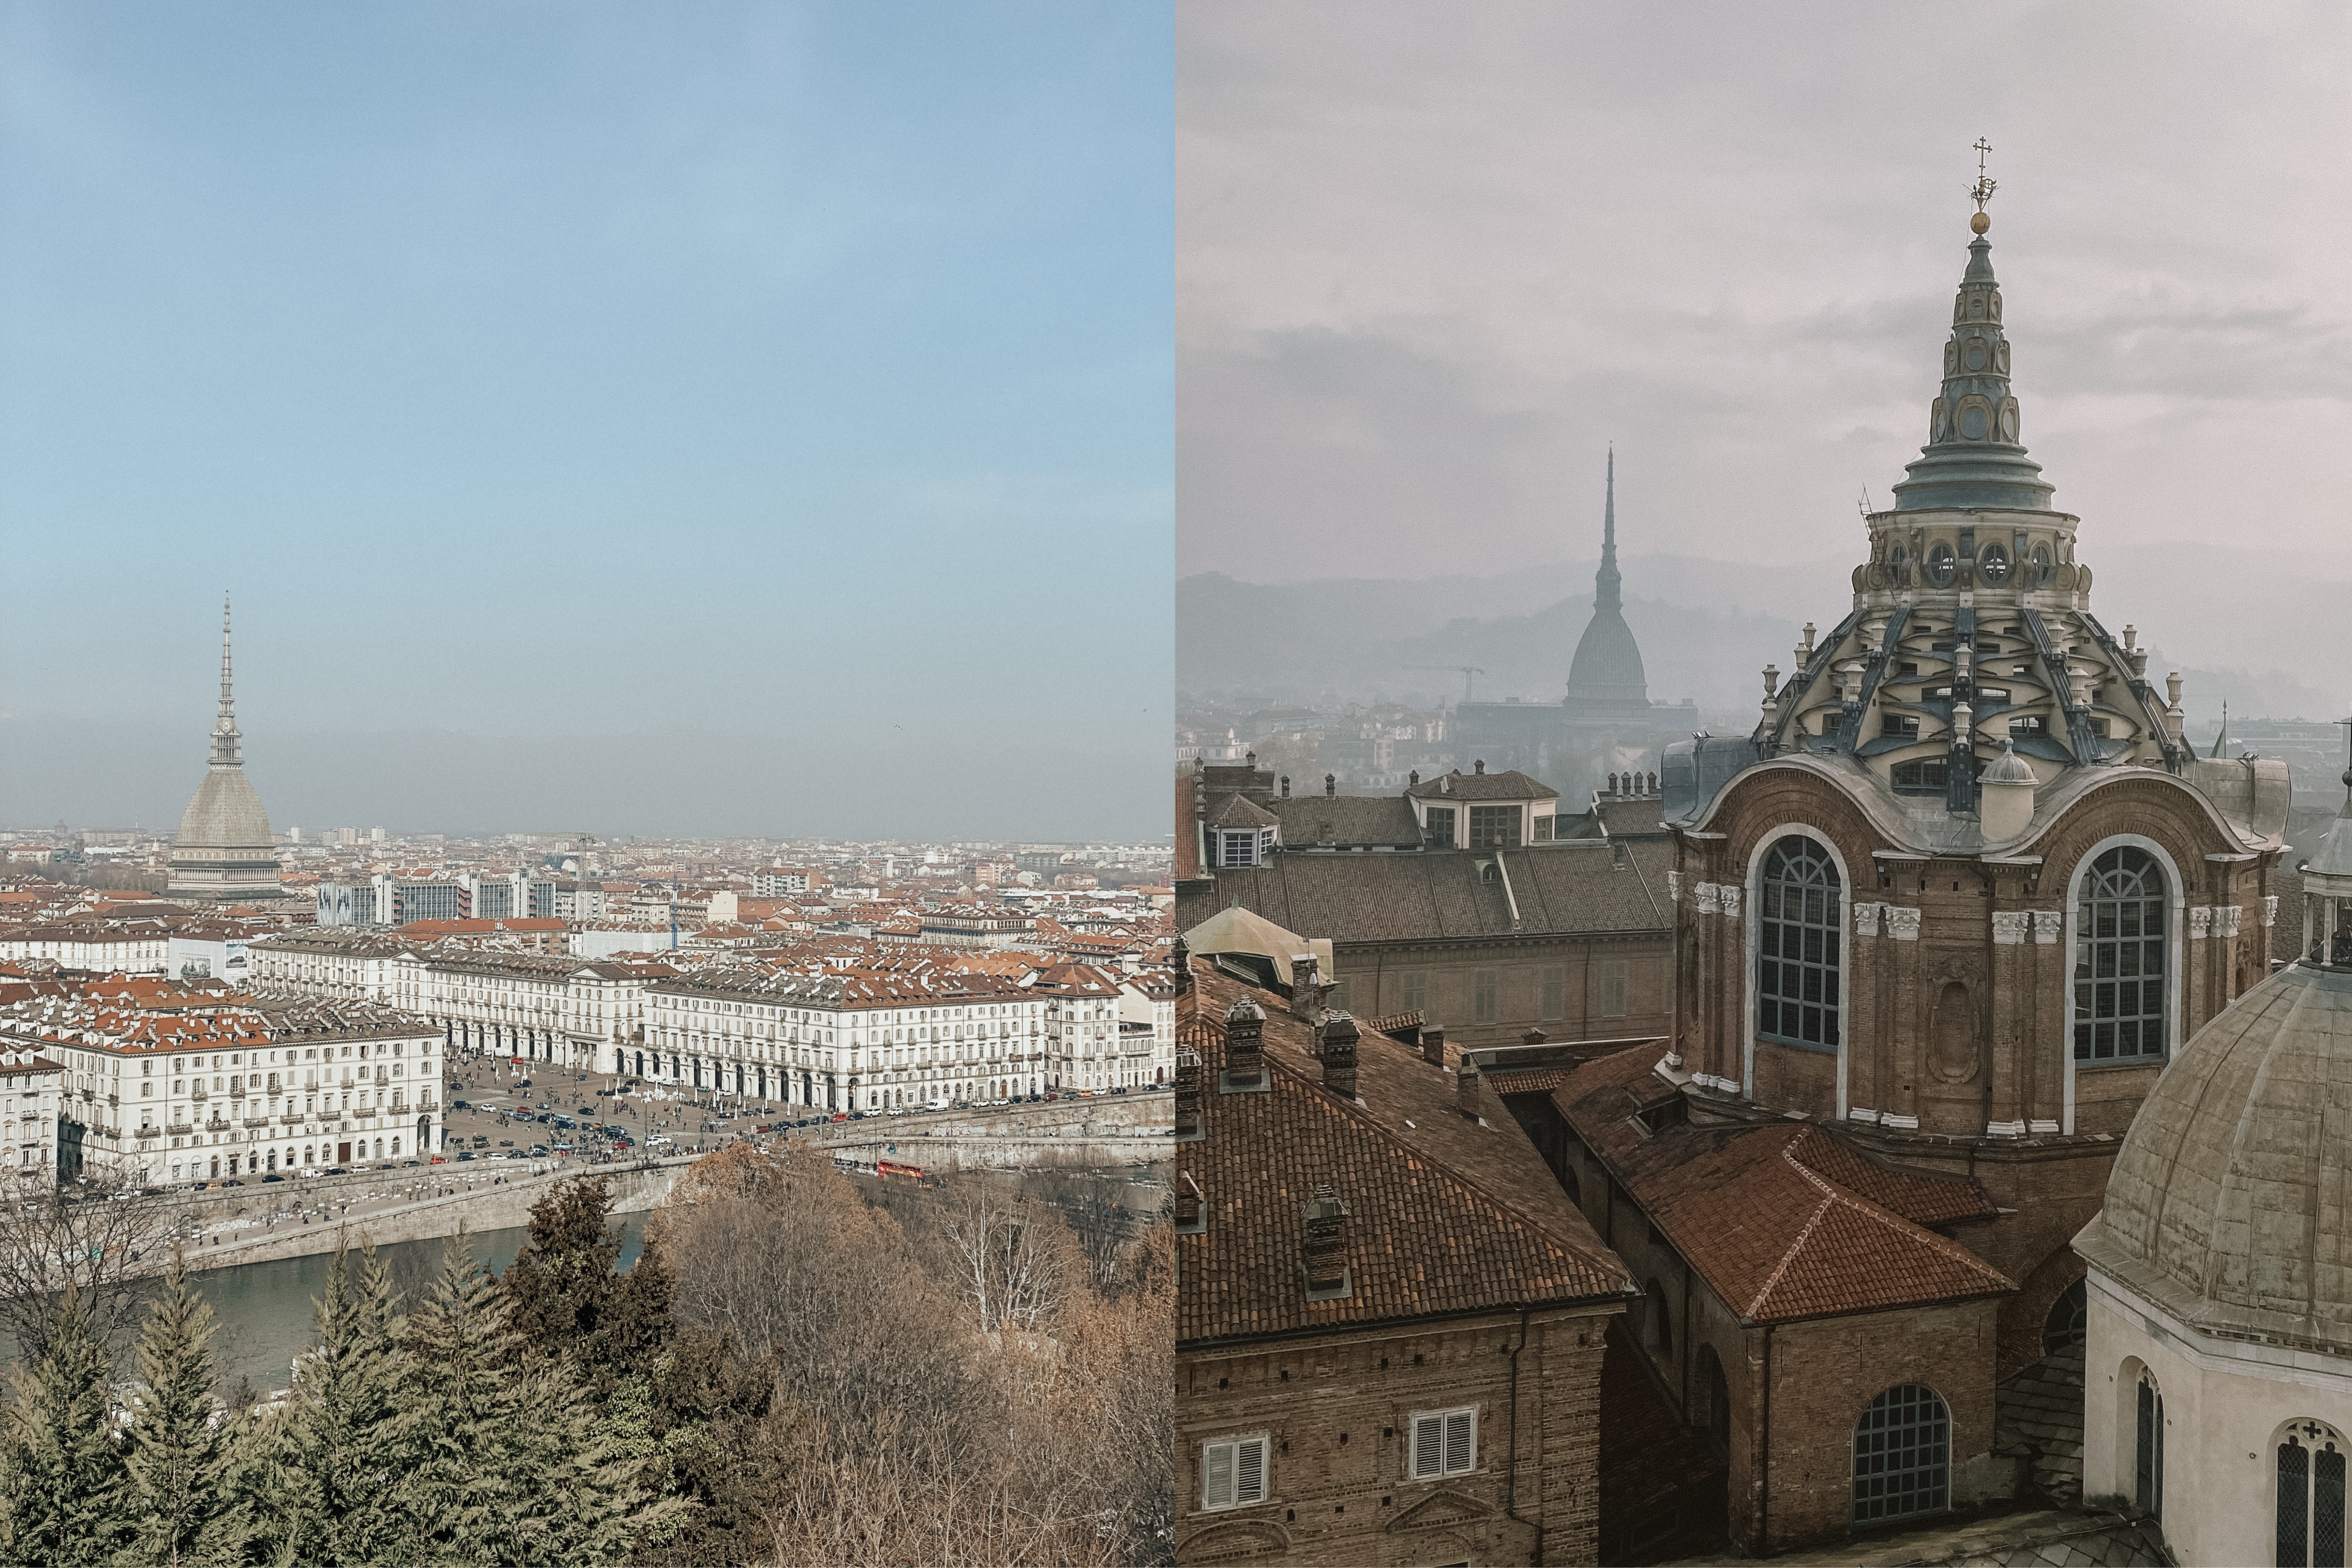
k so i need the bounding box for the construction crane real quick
[1404,665,1486,702]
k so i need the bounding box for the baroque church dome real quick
[2076,955,2352,1356]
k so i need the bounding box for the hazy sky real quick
[1177,4,2352,641]
[2,2,1171,842]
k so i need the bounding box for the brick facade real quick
[1177,1308,1612,1566]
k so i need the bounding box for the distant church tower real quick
[168,598,287,903]
[1561,447,1651,715]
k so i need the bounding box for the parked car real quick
[515,1079,532,1088]
[262,1173,285,1183]
[450,1099,470,1111]
[455,1152,476,1162]
[528,1145,550,1158]
[324,1167,349,1176]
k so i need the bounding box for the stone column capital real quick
[2031,910,2063,945]
[2263,893,2280,928]
[1667,870,1685,903]
[1852,901,1884,938]
[2219,905,2243,939]
[1991,910,2030,945]
[1885,906,1924,941]
[1696,882,1723,916]
[1720,886,1744,920]
[2188,906,2214,940]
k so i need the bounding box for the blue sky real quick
[1,2,1172,841]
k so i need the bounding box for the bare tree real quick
[0,1171,183,1365]
[937,1182,1079,1339]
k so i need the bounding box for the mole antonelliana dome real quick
[167,599,286,903]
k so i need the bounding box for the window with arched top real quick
[2135,1370,2163,1520]
[1697,1344,1729,1451]
[2074,846,2169,1064]
[2043,1280,2087,1357]
[1757,837,1842,1050]
[1853,1384,1950,1525]
[1644,1280,1672,1355]
[2278,1419,2347,1568]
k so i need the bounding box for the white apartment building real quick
[0,987,445,1183]
[0,923,173,974]
[1117,968,1177,1090]
[0,1043,64,1189]
[638,963,1047,1112]
[1024,961,1131,1093]
[252,929,670,1071]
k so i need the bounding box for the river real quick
[4,1212,650,1399]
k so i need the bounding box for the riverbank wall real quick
[183,1157,693,1276]
[795,1088,1171,1172]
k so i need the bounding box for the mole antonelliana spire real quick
[168,596,287,902]
[1562,446,1650,714]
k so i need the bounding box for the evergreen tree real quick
[401,1225,671,1565]
[391,1227,515,1562]
[501,1175,621,1363]
[261,1237,413,1568]
[0,1288,131,1567]
[121,1248,251,1567]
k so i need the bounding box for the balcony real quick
[242,1117,272,1129]
[164,1123,193,1137]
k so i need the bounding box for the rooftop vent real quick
[1221,996,1267,1094]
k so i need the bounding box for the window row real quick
[1199,1408,1477,1512]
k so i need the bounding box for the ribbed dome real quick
[175,765,275,852]
[1566,608,1648,704]
[2077,960,2352,1355]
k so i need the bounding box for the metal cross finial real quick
[1971,139,1996,213]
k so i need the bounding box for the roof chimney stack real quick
[1174,1046,1203,1141]
[1318,1011,1359,1100]
[1300,1183,1351,1299]
[1171,934,1191,997]
[1420,1023,1447,1068]
[1280,775,1291,798]
[1221,996,1266,1091]
[1289,952,1322,1022]
[1457,1051,1490,1119]
[1324,773,1335,797]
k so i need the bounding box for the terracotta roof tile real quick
[1178,963,1631,1347]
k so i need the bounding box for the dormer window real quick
[1469,806,1522,849]
[1423,806,1456,848]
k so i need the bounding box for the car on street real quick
[262,1173,284,1183]
[456,1152,476,1161]
[528,1145,550,1157]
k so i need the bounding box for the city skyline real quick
[1,2,1172,841]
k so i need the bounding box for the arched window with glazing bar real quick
[1757,836,1842,1049]
[2073,846,2168,1064]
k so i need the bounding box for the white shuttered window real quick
[1202,1435,1268,1511]
[1410,1407,1478,1480]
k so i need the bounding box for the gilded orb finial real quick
[1969,138,1996,233]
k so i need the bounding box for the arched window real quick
[2074,846,2168,1064]
[2135,1370,2163,1520]
[2044,1279,2087,1357]
[2278,1419,2347,1568]
[1758,837,1842,1049]
[1645,1280,1672,1354]
[1853,1384,1950,1525]
[1697,1345,1729,1451]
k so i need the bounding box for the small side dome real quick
[1983,738,2036,786]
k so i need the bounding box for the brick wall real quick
[1175,1306,1616,1567]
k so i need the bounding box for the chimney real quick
[1246,750,1256,767]
[1324,773,1336,797]
[1173,1046,1203,1141]
[1289,953,1321,1022]
[1409,770,1420,787]
[1521,1028,1547,1047]
[1474,759,1486,775]
[1300,1183,1350,1298]
[1420,1024,1447,1068]
[1280,775,1291,798]
[1457,1052,1490,1118]
[1318,1011,1359,1100]
[1176,1169,1204,1231]
[1222,996,1266,1091]
[1171,934,1191,997]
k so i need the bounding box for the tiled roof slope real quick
[1266,794,1423,848]
[1179,839,1671,945]
[1179,962,1631,1347]
[1557,1046,2013,1324]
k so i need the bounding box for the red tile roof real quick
[1556,1046,2012,1324]
[1179,962,1631,1347]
